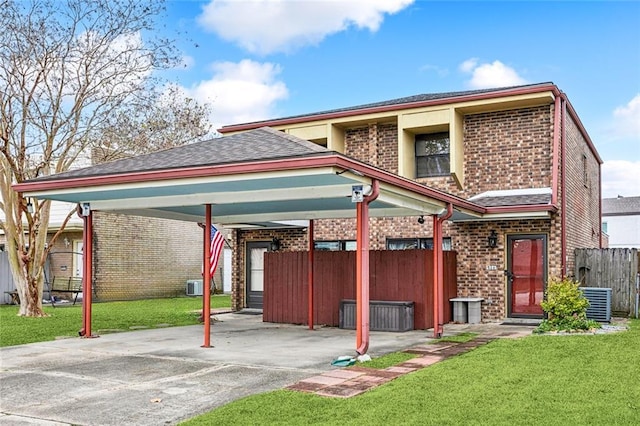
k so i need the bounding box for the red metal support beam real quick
[308,219,315,330]
[432,204,453,338]
[202,204,212,348]
[356,180,379,355]
[79,206,95,338]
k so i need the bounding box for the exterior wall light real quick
[417,215,425,224]
[488,230,498,248]
[270,238,281,251]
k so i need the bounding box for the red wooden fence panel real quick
[264,250,457,330]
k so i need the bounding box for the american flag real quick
[209,224,225,276]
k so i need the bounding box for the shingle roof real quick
[471,193,552,207]
[220,82,555,129]
[31,127,331,182]
[468,188,552,207]
[602,196,640,215]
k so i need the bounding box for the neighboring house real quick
[1,198,205,305]
[220,82,603,321]
[602,196,640,248]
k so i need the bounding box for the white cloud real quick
[181,59,288,131]
[612,94,640,140]
[458,58,478,73]
[601,160,640,198]
[459,59,527,89]
[197,0,414,55]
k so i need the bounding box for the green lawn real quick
[0,295,230,347]
[182,319,640,426]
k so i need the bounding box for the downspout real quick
[308,219,314,330]
[432,203,453,338]
[202,204,212,348]
[551,96,561,206]
[79,204,95,338]
[356,180,380,355]
[560,97,567,277]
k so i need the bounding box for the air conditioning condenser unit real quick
[186,279,204,296]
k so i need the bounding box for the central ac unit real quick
[186,279,204,296]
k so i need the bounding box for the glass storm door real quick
[506,235,546,318]
[246,242,269,309]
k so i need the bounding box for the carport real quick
[14,127,485,353]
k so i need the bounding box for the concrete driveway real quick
[0,312,434,425]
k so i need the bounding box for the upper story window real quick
[416,132,450,178]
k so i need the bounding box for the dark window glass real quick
[416,132,450,177]
[314,240,356,251]
[386,237,452,251]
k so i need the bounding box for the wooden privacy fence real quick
[263,249,457,330]
[575,248,639,318]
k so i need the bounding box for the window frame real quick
[415,132,450,178]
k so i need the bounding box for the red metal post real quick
[202,204,212,348]
[81,208,94,338]
[432,214,441,338]
[308,219,314,330]
[432,204,453,339]
[356,202,363,349]
[356,180,379,355]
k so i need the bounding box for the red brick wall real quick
[460,106,553,198]
[308,106,565,321]
[91,212,203,300]
[562,112,602,275]
[46,231,83,280]
[232,227,308,310]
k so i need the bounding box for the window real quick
[416,132,450,177]
[314,240,356,251]
[582,154,588,187]
[386,237,452,251]
[602,221,608,234]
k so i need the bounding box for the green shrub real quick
[535,277,601,333]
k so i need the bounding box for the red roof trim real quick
[219,83,560,133]
[15,154,561,217]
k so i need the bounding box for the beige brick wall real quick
[91,212,204,301]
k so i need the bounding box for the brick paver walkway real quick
[287,326,532,398]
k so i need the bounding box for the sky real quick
[159,0,640,198]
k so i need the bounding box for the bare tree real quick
[0,0,211,316]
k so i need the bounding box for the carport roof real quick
[14,127,487,225]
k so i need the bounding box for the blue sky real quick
[161,0,639,198]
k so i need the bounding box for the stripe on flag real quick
[209,224,225,276]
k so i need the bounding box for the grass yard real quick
[0,295,230,347]
[182,319,640,426]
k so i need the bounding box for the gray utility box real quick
[579,287,612,322]
[339,300,414,332]
[450,297,484,324]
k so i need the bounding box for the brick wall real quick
[46,231,83,280]
[562,112,602,275]
[308,106,563,321]
[232,227,308,310]
[91,212,203,300]
[460,106,553,198]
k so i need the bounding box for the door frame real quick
[506,233,548,318]
[245,241,271,309]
